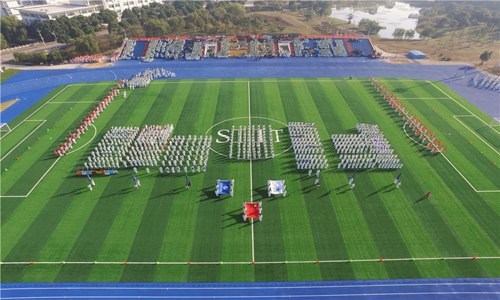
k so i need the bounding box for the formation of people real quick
[127,125,173,168]
[289,122,328,171]
[159,135,212,174]
[68,55,104,64]
[55,89,119,157]
[472,74,500,92]
[230,124,275,160]
[119,68,176,89]
[85,126,139,170]
[332,123,402,170]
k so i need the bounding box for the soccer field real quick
[1,78,499,283]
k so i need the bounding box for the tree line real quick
[416,1,500,39]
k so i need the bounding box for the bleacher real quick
[332,38,348,57]
[347,38,374,57]
[120,35,374,61]
[133,40,148,59]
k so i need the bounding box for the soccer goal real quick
[0,123,12,133]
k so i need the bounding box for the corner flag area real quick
[1,77,499,286]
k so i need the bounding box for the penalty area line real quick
[0,85,71,141]
[0,120,46,162]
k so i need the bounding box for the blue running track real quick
[1,58,499,124]
[1,278,500,300]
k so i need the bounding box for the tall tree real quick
[358,18,384,36]
[144,19,170,37]
[0,33,8,49]
[479,50,493,64]
[392,28,406,39]
[1,16,27,46]
[73,34,99,55]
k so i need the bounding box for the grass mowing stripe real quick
[187,82,226,282]
[386,81,500,248]
[0,87,116,260]
[0,265,29,283]
[351,83,457,278]
[0,120,45,157]
[251,80,287,282]
[217,82,252,264]
[274,80,318,261]
[396,81,498,190]
[455,116,499,149]
[119,84,183,282]
[303,80,368,280]
[91,85,191,282]
[386,80,498,190]
[364,80,492,276]
[321,81,386,279]
[54,86,161,281]
[152,83,198,282]
[1,84,112,195]
[337,82,422,279]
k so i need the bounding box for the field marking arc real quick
[205,116,291,159]
[0,120,46,162]
[65,124,97,156]
[402,123,499,193]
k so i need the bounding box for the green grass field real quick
[1,78,499,283]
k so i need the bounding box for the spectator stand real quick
[347,37,374,57]
[227,36,247,58]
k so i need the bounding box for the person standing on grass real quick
[185,174,191,190]
[425,191,431,199]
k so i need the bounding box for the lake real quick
[331,1,423,39]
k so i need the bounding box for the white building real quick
[8,0,164,24]
[1,0,23,19]
[101,0,159,15]
[19,3,101,24]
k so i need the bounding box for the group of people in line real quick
[332,123,403,170]
[55,89,119,157]
[159,135,212,175]
[289,122,328,171]
[230,125,275,160]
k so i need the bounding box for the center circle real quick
[205,116,291,159]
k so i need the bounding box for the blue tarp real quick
[408,50,427,59]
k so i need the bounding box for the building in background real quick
[1,0,23,19]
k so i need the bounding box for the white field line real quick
[428,81,500,134]
[1,256,499,266]
[24,156,62,197]
[402,123,500,193]
[0,120,46,162]
[66,124,97,156]
[453,115,500,156]
[109,70,117,80]
[248,80,255,263]
[0,85,71,140]
[0,157,61,199]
